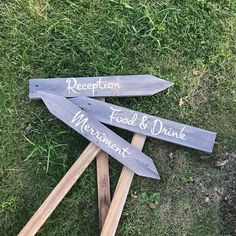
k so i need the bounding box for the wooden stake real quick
[101,134,146,236]
[19,131,145,236]
[18,143,100,236]
[96,98,111,230]
[96,151,110,230]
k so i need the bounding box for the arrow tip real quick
[149,166,161,180]
[149,172,161,180]
[146,75,174,94]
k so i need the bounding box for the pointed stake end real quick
[152,173,161,180]
[152,78,174,95]
[164,80,174,88]
[142,171,160,180]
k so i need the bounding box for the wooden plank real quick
[96,98,110,230]
[71,96,217,153]
[18,142,101,236]
[40,92,160,179]
[101,134,146,236]
[96,151,110,230]
[29,75,173,99]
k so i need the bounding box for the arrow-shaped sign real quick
[70,96,217,153]
[38,92,160,179]
[29,75,173,99]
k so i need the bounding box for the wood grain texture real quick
[18,143,101,236]
[71,96,217,153]
[40,92,159,179]
[96,151,110,230]
[96,98,110,230]
[29,75,173,99]
[101,134,147,236]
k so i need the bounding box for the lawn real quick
[0,0,236,235]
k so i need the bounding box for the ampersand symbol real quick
[139,116,148,130]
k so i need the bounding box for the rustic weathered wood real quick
[96,98,110,230]
[40,92,160,179]
[101,134,146,236]
[96,151,110,230]
[29,75,173,99]
[18,142,101,236]
[71,96,217,153]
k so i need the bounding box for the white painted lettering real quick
[66,78,121,96]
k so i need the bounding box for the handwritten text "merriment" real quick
[71,111,130,158]
[66,78,121,96]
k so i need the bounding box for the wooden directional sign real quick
[29,75,173,99]
[39,92,160,179]
[70,96,217,153]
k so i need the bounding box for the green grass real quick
[0,0,236,235]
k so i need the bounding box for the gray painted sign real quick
[29,75,173,99]
[39,92,160,179]
[70,96,217,153]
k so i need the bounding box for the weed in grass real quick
[139,192,160,213]
[23,134,67,173]
[0,196,19,214]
